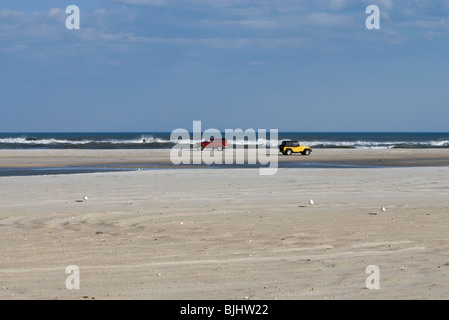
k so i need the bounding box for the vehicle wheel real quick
[201,146,204,151]
[303,149,311,156]
[285,149,292,156]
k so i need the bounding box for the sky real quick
[0,0,448,132]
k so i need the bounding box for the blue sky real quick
[1,0,448,132]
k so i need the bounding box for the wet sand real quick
[0,148,448,168]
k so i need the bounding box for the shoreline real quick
[0,149,448,171]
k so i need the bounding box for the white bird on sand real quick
[381,206,387,212]
[309,199,314,205]
[83,195,88,201]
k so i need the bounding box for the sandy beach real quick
[1,148,449,168]
[1,149,449,300]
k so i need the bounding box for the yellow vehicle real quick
[279,140,312,156]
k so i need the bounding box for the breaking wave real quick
[0,133,448,149]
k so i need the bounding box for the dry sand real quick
[1,149,449,300]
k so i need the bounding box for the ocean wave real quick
[0,136,173,145]
[300,139,449,149]
[0,135,448,149]
[0,137,93,145]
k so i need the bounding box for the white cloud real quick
[95,8,108,16]
[328,0,347,10]
[363,0,393,10]
[0,44,28,53]
[109,0,259,6]
[1,1,448,61]
[198,18,281,29]
[415,18,449,29]
[378,0,394,10]
[306,12,353,26]
[47,7,64,18]
[104,0,169,5]
[0,8,28,20]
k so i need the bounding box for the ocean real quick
[0,132,448,176]
[0,132,448,150]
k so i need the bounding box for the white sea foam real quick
[0,136,448,149]
[0,136,173,145]
[0,137,92,144]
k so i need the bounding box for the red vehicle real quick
[196,138,228,151]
